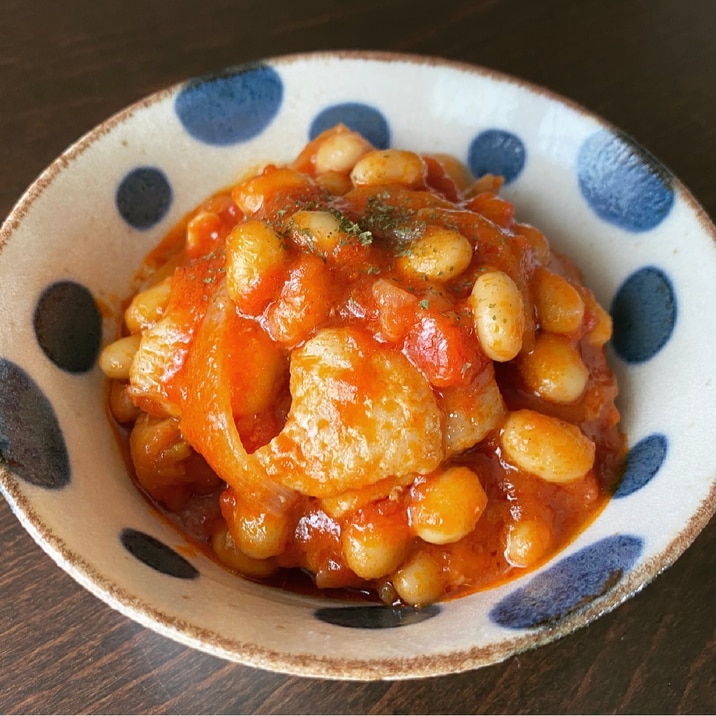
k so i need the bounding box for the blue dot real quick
[490,534,643,629]
[577,130,674,232]
[309,103,390,149]
[116,167,172,230]
[315,604,439,629]
[175,64,283,146]
[467,129,526,184]
[0,358,70,489]
[120,528,199,580]
[611,266,677,363]
[614,434,668,498]
[34,281,102,374]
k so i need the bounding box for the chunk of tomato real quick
[403,309,483,388]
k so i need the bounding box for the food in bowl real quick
[99,124,626,606]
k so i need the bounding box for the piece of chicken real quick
[256,326,445,498]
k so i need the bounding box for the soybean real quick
[469,270,525,361]
[500,409,595,483]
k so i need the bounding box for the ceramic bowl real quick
[1,51,715,680]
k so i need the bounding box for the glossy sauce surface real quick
[104,126,626,605]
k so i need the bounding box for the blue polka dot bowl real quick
[1,51,715,680]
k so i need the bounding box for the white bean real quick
[350,149,427,188]
[391,550,445,606]
[504,518,553,568]
[124,277,172,334]
[99,333,141,380]
[397,225,473,282]
[225,498,292,560]
[315,131,373,174]
[469,270,525,361]
[226,219,287,311]
[108,380,140,424]
[211,523,278,578]
[500,409,595,483]
[533,267,585,335]
[342,521,411,580]
[289,209,345,256]
[408,466,487,545]
[517,333,589,404]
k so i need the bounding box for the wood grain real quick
[1,0,714,712]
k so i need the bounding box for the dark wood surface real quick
[1,0,715,713]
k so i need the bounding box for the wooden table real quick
[1,0,714,712]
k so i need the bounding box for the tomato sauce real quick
[102,125,626,606]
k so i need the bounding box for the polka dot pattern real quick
[33,281,102,374]
[175,64,283,146]
[309,103,390,149]
[577,130,674,232]
[489,535,643,629]
[116,167,173,230]
[315,604,440,629]
[34,90,681,621]
[6,57,710,671]
[120,528,199,580]
[0,358,70,489]
[615,433,668,498]
[611,266,677,363]
[467,129,526,184]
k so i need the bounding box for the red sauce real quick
[103,125,626,606]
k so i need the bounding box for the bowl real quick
[1,51,715,680]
